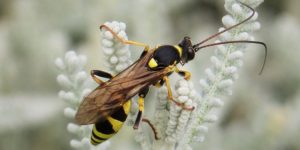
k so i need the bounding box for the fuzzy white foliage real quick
[101,21,154,150]
[55,51,111,150]
[178,0,264,149]
[94,1,264,149]
[101,22,137,116]
[56,0,264,149]
[101,21,132,74]
[56,21,132,150]
[135,128,151,150]
[152,79,198,150]
[96,30,201,149]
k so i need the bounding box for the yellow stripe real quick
[90,139,98,145]
[174,45,183,57]
[91,135,105,143]
[92,127,114,139]
[107,116,124,132]
[138,97,144,112]
[123,100,131,115]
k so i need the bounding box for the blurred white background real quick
[1,0,300,150]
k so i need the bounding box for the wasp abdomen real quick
[91,100,131,145]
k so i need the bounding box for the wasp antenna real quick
[195,40,267,75]
[99,24,106,30]
[142,118,160,140]
[193,1,255,48]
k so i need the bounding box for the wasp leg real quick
[163,76,173,100]
[153,79,165,88]
[163,76,194,111]
[175,66,191,80]
[100,24,150,52]
[142,118,159,140]
[139,48,148,58]
[91,70,113,84]
[133,87,149,129]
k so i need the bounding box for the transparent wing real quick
[74,49,168,125]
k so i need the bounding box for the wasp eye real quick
[187,48,195,61]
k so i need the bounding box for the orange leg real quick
[133,87,149,129]
[163,76,194,111]
[174,66,191,80]
[90,70,113,85]
[100,24,150,51]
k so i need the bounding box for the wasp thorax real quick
[148,45,181,70]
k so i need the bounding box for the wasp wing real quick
[75,50,170,125]
[74,86,118,125]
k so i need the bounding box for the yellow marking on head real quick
[123,100,131,115]
[92,126,114,139]
[148,58,158,68]
[107,116,124,132]
[174,45,183,57]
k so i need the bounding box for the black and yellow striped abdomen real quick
[91,100,131,145]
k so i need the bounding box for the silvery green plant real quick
[129,0,264,150]
[56,0,264,149]
[101,22,198,150]
[178,0,264,149]
[101,21,132,74]
[56,21,131,150]
[55,51,110,150]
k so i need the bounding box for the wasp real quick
[75,2,267,145]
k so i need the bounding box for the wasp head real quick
[178,36,195,65]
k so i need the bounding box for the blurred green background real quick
[1,0,300,150]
